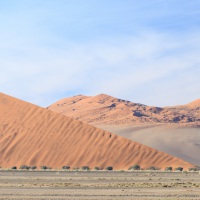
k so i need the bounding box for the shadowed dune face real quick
[0,92,195,169]
[48,94,200,126]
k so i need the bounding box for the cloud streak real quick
[0,1,199,106]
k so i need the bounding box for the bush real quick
[40,166,47,170]
[165,167,172,171]
[73,167,79,171]
[147,166,159,171]
[62,166,70,170]
[175,167,183,171]
[94,167,100,170]
[40,166,51,170]
[81,166,90,170]
[11,166,17,170]
[19,165,29,170]
[188,167,200,171]
[29,166,37,170]
[129,164,140,170]
[106,166,113,171]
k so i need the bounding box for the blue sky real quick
[0,0,199,106]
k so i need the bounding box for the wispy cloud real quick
[0,1,199,106]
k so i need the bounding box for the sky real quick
[0,0,200,107]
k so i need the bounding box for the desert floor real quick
[0,170,200,200]
[98,125,200,166]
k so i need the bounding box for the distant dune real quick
[48,94,200,126]
[0,92,194,170]
[48,94,200,166]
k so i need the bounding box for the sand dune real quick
[48,94,200,126]
[48,94,200,166]
[0,92,194,169]
[179,99,200,109]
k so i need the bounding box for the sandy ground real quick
[0,170,200,200]
[98,125,200,166]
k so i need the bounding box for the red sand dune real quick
[0,92,195,169]
[175,99,200,109]
[48,94,200,126]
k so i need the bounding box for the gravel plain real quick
[0,170,200,200]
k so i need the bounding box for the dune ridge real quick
[0,92,194,169]
[48,94,200,126]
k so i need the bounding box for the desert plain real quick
[0,170,200,200]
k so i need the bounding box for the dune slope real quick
[0,92,194,169]
[48,94,200,126]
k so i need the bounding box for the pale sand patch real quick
[97,125,200,166]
